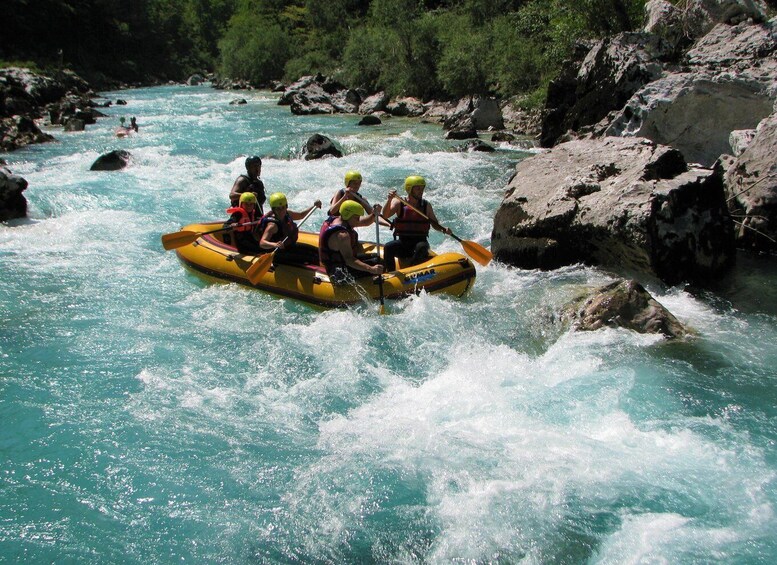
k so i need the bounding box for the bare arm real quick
[289,199,322,221]
[259,223,282,250]
[229,177,249,205]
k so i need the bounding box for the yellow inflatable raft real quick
[174,222,476,308]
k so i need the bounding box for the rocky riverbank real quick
[493,0,777,280]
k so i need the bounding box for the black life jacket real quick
[259,211,298,246]
[318,216,357,269]
[232,174,266,210]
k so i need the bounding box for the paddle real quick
[374,208,387,315]
[161,220,262,250]
[394,195,493,267]
[246,205,319,285]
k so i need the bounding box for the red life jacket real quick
[225,206,257,232]
[393,199,430,238]
[318,216,358,269]
[259,211,298,245]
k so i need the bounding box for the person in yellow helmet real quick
[224,191,263,253]
[328,170,382,223]
[382,175,452,270]
[257,192,322,265]
[318,200,384,283]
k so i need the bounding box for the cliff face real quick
[495,2,777,269]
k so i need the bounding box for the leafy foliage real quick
[2,0,646,101]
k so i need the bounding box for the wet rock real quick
[90,150,131,171]
[457,140,495,152]
[358,115,382,126]
[302,134,342,160]
[0,165,28,221]
[63,118,85,132]
[560,279,690,338]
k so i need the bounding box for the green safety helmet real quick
[344,170,362,186]
[268,192,287,208]
[404,175,426,194]
[339,200,365,221]
[239,192,257,204]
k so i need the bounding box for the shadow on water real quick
[689,250,777,317]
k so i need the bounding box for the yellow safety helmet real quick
[339,200,365,220]
[239,192,257,204]
[344,170,362,186]
[268,192,287,208]
[404,175,426,194]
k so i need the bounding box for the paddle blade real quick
[461,239,493,266]
[246,252,275,285]
[161,230,201,250]
[379,303,387,315]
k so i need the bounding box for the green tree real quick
[219,11,292,84]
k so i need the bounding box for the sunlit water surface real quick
[1,85,776,563]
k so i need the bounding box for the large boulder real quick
[0,165,28,221]
[723,112,777,252]
[279,75,361,115]
[491,137,736,286]
[604,18,777,167]
[560,279,690,338]
[90,150,131,171]
[302,134,342,160]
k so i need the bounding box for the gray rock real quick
[302,134,342,160]
[605,19,777,167]
[723,112,777,252]
[358,91,389,114]
[386,97,425,117]
[541,32,673,148]
[729,129,756,156]
[63,118,85,131]
[491,137,736,285]
[560,279,690,338]
[0,115,54,151]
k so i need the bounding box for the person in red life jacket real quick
[224,192,262,253]
[382,175,452,270]
[229,155,266,212]
[328,170,382,219]
[319,200,384,284]
[257,192,322,265]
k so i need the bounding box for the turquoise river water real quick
[1,85,776,563]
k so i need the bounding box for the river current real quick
[1,85,776,563]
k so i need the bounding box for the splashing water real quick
[1,85,776,563]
